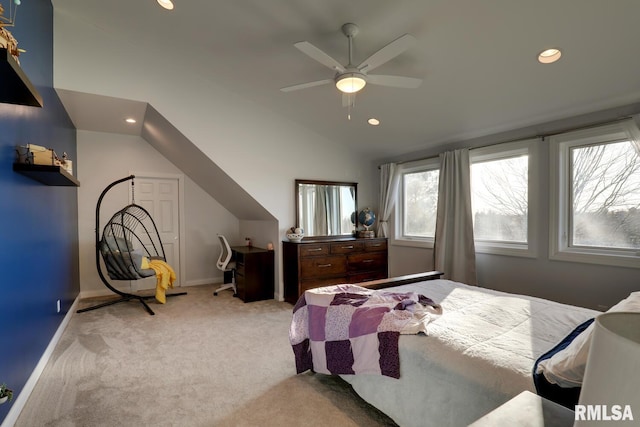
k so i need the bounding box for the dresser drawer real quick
[364,239,387,252]
[330,241,364,254]
[299,243,330,257]
[300,255,347,278]
[349,270,387,283]
[347,252,387,272]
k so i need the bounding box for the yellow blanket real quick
[141,258,176,304]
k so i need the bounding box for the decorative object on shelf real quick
[245,237,252,247]
[267,242,274,250]
[0,383,13,404]
[358,207,376,238]
[286,227,304,242]
[59,152,73,175]
[15,145,75,175]
[0,1,23,64]
[16,143,55,166]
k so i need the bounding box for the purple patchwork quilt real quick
[289,284,441,379]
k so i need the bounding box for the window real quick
[470,139,538,257]
[550,121,640,268]
[394,158,439,247]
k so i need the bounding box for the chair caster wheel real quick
[213,292,218,296]
[233,293,238,297]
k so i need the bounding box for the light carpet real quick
[14,284,397,426]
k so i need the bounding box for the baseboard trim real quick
[1,296,80,427]
[79,288,129,299]
[184,277,221,287]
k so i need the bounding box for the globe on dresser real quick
[358,208,376,238]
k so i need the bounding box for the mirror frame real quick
[295,179,358,239]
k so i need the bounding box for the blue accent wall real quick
[0,0,78,421]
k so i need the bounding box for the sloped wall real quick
[76,130,241,297]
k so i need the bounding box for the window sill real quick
[475,241,536,258]
[550,247,640,269]
[390,237,435,249]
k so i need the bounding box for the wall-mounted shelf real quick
[13,163,80,187]
[0,48,43,107]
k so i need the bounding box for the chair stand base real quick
[213,283,237,298]
[77,291,187,316]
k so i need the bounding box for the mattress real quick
[340,279,598,427]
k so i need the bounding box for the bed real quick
[290,272,602,427]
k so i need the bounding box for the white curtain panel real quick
[377,163,400,238]
[313,186,328,235]
[434,149,478,285]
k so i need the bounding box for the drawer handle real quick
[317,263,332,268]
[370,244,381,247]
[341,245,354,249]
[362,259,374,263]
[308,248,323,252]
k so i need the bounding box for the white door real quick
[131,176,181,291]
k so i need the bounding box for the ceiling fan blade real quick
[280,79,334,92]
[367,74,422,89]
[357,34,416,73]
[294,41,345,73]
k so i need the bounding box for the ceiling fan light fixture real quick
[157,0,174,10]
[538,48,562,64]
[336,73,367,93]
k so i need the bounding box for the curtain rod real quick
[379,116,635,168]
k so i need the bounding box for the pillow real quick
[101,236,132,253]
[537,291,640,388]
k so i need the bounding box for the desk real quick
[231,246,274,302]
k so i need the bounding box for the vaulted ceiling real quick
[52,0,640,160]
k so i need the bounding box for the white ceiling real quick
[52,0,640,160]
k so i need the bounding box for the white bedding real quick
[340,279,599,427]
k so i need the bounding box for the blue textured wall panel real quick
[0,0,79,422]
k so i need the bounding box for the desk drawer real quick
[330,241,364,254]
[300,255,347,278]
[347,252,387,272]
[300,243,330,257]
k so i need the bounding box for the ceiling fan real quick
[281,23,423,103]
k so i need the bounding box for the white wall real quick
[54,11,377,300]
[77,130,239,297]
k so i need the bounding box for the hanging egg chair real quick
[77,175,186,315]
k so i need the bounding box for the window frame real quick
[549,122,640,268]
[392,157,440,249]
[469,138,539,258]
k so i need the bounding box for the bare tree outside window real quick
[471,155,528,242]
[403,170,439,237]
[571,140,640,249]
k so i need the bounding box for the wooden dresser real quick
[282,237,388,304]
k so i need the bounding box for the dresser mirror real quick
[296,179,357,237]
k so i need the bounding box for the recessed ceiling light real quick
[368,118,380,126]
[157,0,174,10]
[125,118,137,124]
[538,48,562,64]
